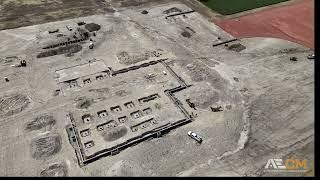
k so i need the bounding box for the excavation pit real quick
[66,60,191,165]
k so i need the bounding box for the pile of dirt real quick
[117,51,149,65]
[117,49,163,65]
[186,62,212,82]
[120,0,144,7]
[186,62,228,91]
[149,49,164,58]
[163,7,182,14]
[106,160,144,176]
[278,48,309,54]
[227,43,246,52]
[40,163,67,177]
[102,126,128,142]
[0,94,30,117]
[141,10,149,14]
[0,56,25,65]
[37,44,82,58]
[181,31,192,38]
[75,97,94,109]
[89,88,110,95]
[85,23,101,32]
[30,133,62,160]
[181,27,196,38]
[25,115,56,131]
[144,73,157,82]
[115,90,131,97]
[154,103,162,110]
[188,83,220,109]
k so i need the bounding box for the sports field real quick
[216,0,314,49]
[200,0,289,15]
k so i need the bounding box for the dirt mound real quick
[31,133,62,160]
[0,56,27,66]
[115,90,131,97]
[103,126,128,142]
[37,44,82,58]
[106,160,144,176]
[40,163,67,177]
[75,97,94,109]
[278,48,309,54]
[227,43,246,52]
[120,0,146,7]
[186,62,228,91]
[25,115,56,131]
[186,62,211,82]
[181,31,192,38]
[0,94,30,117]
[117,51,149,65]
[85,23,101,32]
[117,49,164,65]
[189,83,220,109]
[141,10,149,14]
[89,88,110,95]
[163,7,182,14]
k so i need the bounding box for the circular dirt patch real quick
[85,23,101,32]
[31,133,62,160]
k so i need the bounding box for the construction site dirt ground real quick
[215,0,314,49]
[0,0,314,177]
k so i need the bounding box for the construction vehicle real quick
[66,25,73,31]
[290,57,298,61]
[77,21,86,26]
[89,42,94,49]
[307,54,315,59]
[211,106,223,112]
[48,29,59,34]
[20,60,27,67]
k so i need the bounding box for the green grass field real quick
[200,0,289,15]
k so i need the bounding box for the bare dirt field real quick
[216,0,314,49]
[0,0,114,30]
[0,0,314,177]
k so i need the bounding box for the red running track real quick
[216,0,314,49]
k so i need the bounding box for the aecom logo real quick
[264,159,312,173]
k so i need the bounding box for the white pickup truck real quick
[188,131,203,143]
